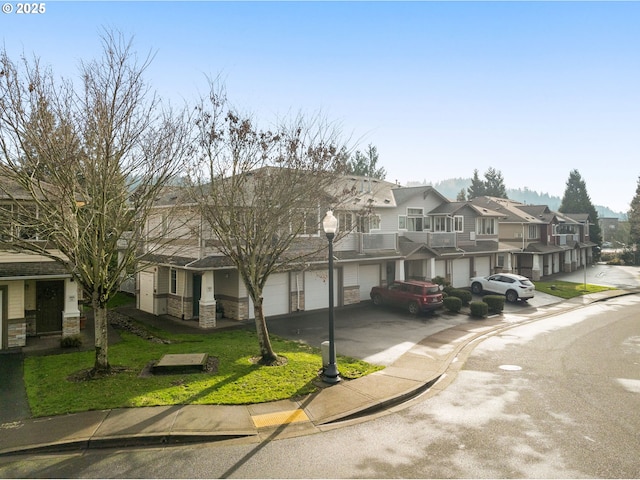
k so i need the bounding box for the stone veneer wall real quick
[343,286,360,305]
[167,295,193,320]
[25,310,36,336]
[290,292,304,312]
[7,318,26,348]
[198,302,217,329]
[216,295,250,321]
[62,314,80,337]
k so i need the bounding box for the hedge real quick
[469,301,488,318]
[443,296,462,313]
[483,295,505,313]
[447,288,472,306]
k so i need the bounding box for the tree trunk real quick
[92,298,110,373]
[253,296,278,365]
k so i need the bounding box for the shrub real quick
[469,301,488,318]
[483,295,505,313]
[431,276,449,288]
[447,288,472,306]
[61,335,82,348]
[443,296,462,313]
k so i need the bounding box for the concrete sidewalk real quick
[0,289,635,456]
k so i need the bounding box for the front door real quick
[192,274,201,318]
[36,280,64,334]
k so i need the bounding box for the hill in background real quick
[406,178,627,220]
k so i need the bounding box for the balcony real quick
[334,231,458,253]
[403,231,457,248]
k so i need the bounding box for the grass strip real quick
[533,280,615,299]
[24,327,382,417]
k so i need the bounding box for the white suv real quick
[470,273,535,302]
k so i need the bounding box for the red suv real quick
[370,280,444,314]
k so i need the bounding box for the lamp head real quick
[322,210,338,235]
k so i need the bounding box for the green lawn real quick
[24,322,383,417]
[534,280,615,299]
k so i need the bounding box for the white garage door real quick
[304,269,338,311]
[475,256,491,278]
[359,264,381,301]
[250,272,289,318]
[139,271,155,314]
[452,258,471,288]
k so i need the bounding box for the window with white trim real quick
[454,215,464,233]
[170,268,177,295]
[358,214,380,233]
[528,224,539,239]
[337,211,353,233]
[433,216,448,232]
[476,217,496,235]
[399,207,427,232]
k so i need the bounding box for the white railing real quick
[402,231,456,248]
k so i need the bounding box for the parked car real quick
[470,273,535,302]
[370,280,444,314]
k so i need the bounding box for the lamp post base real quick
[321,363,341,384]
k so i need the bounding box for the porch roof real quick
[0,261,70,280]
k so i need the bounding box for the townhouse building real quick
[136,174,521,326]
[469,196,595,280]
[0,179,82,351]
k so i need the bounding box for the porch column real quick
[62,278,81,337]
[531,254,541,281]
[426,258,436,280]
[563,251,572,273]
[199,270,217,329]
[395,259,406,282]
[506,253,513,273]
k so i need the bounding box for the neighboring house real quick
[469,197,595,280]
[0,179,82,351]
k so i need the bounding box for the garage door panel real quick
[250,273,289,318]
[475,257,491,278]
[305,269,337,311]
[452,258,471,288]
[359,264,381,301]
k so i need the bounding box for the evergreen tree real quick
[456,189,467,201]
[467,169,486,199]
[483,167,508,198]
[559,169,603,254]
[346,144,386,179]
[627,176,640,264]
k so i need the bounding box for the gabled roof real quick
[428,200,504,218]
[391,184,450,206]
[469,196,549,224]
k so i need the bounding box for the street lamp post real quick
[321,210,341,384]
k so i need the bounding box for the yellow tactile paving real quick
[251,409,310,428]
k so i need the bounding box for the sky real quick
[1,1,639,213]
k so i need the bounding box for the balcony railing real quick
[334,231,458,253]
[403,231,457,248]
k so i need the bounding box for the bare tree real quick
[188,82,350,365]
[0,31,191,374]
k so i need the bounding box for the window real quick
[337,211,353,232]
[528,224,539,239]
[476,218,496,235]
[292,208,319,236]
[433,216,448,232]
[497,254,505,267]
[399,207,426,232]
[170,269,177,295]
[454,215,464,233]
[358,214,380,233]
